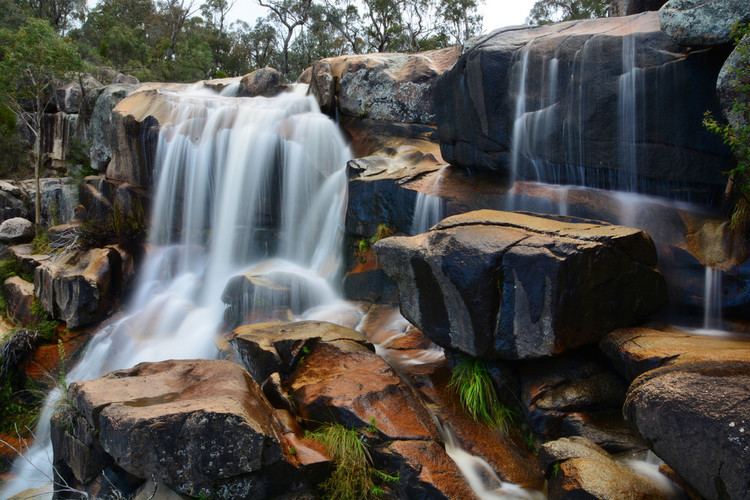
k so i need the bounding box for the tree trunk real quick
[34,136,42,230]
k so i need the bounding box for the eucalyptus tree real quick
[527,0,611,25]
[257,0,313,76]
[0,18,81,227]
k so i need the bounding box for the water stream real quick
[2,85,351,498]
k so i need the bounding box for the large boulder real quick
[659,0,750,46]
[0,217,34,244]
[0,181,30,221]
[624,361,750,500]
[540,437,674,499]
[238,67,285,98]
[55,75,104,114]
[310,48,460,124]
[88,83,139,171]
[434,12,731,199]
[34,247,122,328]
[51,359,304,498]
[376,210,666,359]
[717,34,750,131]
[19,177,78,227]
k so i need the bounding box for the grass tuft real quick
[449,357,514,434]
[307,423,398,499]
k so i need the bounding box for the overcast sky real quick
[226,1,537,32]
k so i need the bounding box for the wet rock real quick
[0,218,34,244]
[659,0,750,46]
[601,327,750,381]
[78,175,149,246]
[540,437,674,499]
[3,276,35,326]
[51,359,303,498]
[519,350,644,452]
[7,244,51,276]
[311,48,460,124]
[89,83,139,171]
[380,440,474,499]
[290,338,437,440]
[376,210,666,359]
[222,270,332,327]
[238,67,285,98]
[434,12,730,197]
[624,361,750,500]
[230,320,367,383]
[34,247,122,328]
[717,34,750,131]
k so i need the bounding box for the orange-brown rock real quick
[540,437,674,499]
[601,327,750,380]
[3,276,35,326]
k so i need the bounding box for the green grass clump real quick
[31,230,51,255]
[449,358,514,434]
[307,423,398,500]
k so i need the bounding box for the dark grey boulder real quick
[238,67,286,98]
[376,210,666,359]
[624,361,750,500]
[0,217,34,244]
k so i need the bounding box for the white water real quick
[2,85,351,498]
[410,192,444,235]
[618,35,644,192]
[703,267,723,330]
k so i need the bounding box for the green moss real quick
[31,230,51,255]
[449,357,515,434]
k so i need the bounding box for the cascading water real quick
[617,35,644,193]
[2,84,351,498]
[703,266,723,330]
[410,193,444,234]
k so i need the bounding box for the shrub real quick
[704,22,750,232]
[449,357,515,434]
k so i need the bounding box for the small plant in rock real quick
[355,224,396,264]
[704,22,750,234]
[449,357,515,434]
[31,230,52,255]
[306,423,399,499]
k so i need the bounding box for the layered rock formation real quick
[376,210,666,359]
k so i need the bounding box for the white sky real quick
[226,1,538,32]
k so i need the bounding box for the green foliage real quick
[307,423,399,500]
[527,0,611,25]
[31,230,51,255]
[704,23,750,232]
[449,357,515,433]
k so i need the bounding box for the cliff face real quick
[433,12,731,200]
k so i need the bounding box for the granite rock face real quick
[659,0,750,46]
[238,67,286,97]
[434,12,730,199]
[376,210,666,359]
[310,48,460,124]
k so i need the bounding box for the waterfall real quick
[410,192,444,234]
[703,267,723,329]
[2,85,351,498]
[618,35,644,192]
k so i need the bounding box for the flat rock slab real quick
[540,436,673,499]
[230,320,368,382]
[376,210,666,359]
[624,361,750,500]
[52,359,293,498]
[602,327,750,380]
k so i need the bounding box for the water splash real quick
[2,85,350,497]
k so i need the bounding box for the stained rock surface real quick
[659,0,750,46]
[51,359,302,498]
[376,210,666,359]
[624,361,750,500]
